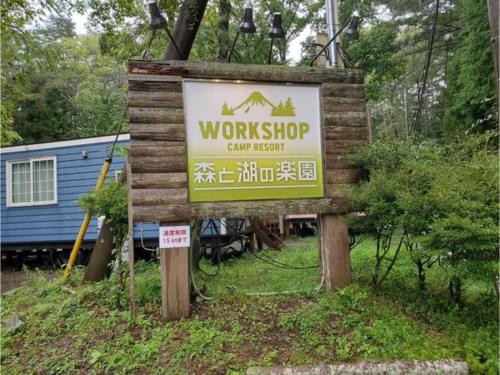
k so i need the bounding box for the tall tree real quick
[443,0,497,133]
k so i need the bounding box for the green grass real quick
[1,237,498,374]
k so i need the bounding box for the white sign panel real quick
[183,80,324,203]
[159,226,191,248]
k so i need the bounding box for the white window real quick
[7,157,57,207]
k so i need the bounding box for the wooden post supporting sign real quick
[159,222,190,320]
[127,60,369,319]
[320,214,351,291]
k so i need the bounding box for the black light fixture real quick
[343,15,360,40]
[309,13,360,67]
[267,13,286,65]
[142,1,182,60]
[148,1,167,30]
[239,7,256,33]
[228,7,257,63]
[269,13,285,39]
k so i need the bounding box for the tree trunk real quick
[217,0,231,62]
[487,0,499,96]
[416,259,426,291]
[164,0,209,60]
[191,220,203,270]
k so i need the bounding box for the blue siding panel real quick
[1,139,159,247]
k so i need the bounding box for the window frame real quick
[6,156,58,207]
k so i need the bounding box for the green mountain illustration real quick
[221,91,296,116]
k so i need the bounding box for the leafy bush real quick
[78,180,128,246]
[78,180,129,305]
[348,134,499,298]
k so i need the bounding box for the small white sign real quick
[159,226,191,248]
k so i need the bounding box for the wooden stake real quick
[160,221,190,320]
[366,104,373,144]
[127,161,137,319]
[320,214,351,291]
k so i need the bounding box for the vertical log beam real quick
[127,162,137,319]
[320,214,351,291]
[160,221,190,320]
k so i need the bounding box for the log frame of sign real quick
[128,60,369,320]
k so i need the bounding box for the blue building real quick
[1,134,158,252]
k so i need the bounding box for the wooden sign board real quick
[128,60,368,223]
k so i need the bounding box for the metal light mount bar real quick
[325,0,338,67]
[228,7,257,63]
[309,14,359,67]
[145,1,183,60]
[267,13,285,65]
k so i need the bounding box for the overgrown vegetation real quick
[78,181,129,306]
[347,134,499,300]
[1,238,498,374]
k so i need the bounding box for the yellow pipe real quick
[63,159,112,280]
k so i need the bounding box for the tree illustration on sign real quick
[220,91,296,117]
[271,97,296,116]
[221,102,234,115]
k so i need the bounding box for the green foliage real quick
[347,22,404,101]
[2,16,127,144]
[348,135,499,291]
[1,237,498,374]
[443,0,497,133]
[78,180,128,245]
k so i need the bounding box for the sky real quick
[71,12,311,64]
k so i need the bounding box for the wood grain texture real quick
[320,214,351,291]
[131,156,186,173]
[129,73,182,82]
[324,126,369,141]
[128,92,183,108]
[326,169,363,184]
[130,145,186,157]
[129,60,364,84]
[128,60,368,222]
[322,83,365,98]
[134,198,349,222]
[129,108,184,123]
[130,123,185,141]
[159,220,190,321]
[325,139,367,155]
[325,155,352,170]
[129,81,182,92]
[131,173,187,189]
[132,188,187,205]
[322,97,366,112]
[324,112,367,127]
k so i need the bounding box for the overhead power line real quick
[411,0,441,134]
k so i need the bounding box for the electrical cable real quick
[140,223,158,252]
[165,27,184,60]
[257,250,320,269]
[141,29,157,59]
[309,17,350,66]
[411,0,441,134]
[189,222,212,301]
[227,32,240,62]
[249,250,319,270]
[108,105,128,161]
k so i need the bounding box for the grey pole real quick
[325,0,337,67]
